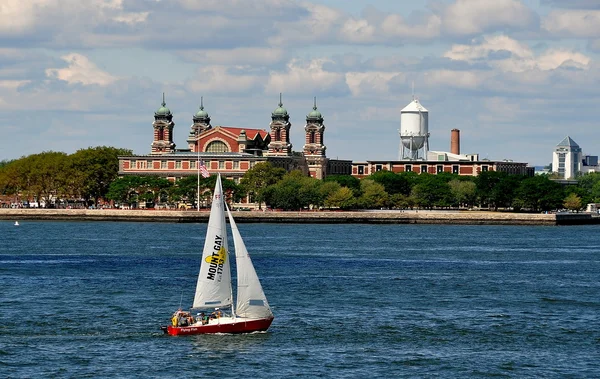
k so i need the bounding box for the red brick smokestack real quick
[451,129,460,155]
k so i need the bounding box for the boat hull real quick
[164,317,273,336]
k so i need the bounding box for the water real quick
[1,221,599,378]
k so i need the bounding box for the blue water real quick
[1,221,599,378]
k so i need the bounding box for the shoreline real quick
[0,208,597,225]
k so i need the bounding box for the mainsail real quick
[192,175,233,309]
[226,205,273,319]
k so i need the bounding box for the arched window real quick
[205,140,229,153]
[275,129,281,141]
[309,131,316,144]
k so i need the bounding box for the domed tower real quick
[303,97,328,179]
[151,93,176,155]
[267,93,292,156]
[187,97,212,152]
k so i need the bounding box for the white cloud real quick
[537,49,591,70]
[0,0,57,35]
[340,18,376,43]
[178,48,285,65]
[442,0,537,35]
[267,59,347,94]
[45,53,117,85]
[187,66,263,94]
[543,10,600,37]
[444,35,591,72]
[423,69,488,90]
[0,0,149,45]
[380,13,441,39]
[345,71,404,97]
[0,80,31,90]
[269,4,345,46]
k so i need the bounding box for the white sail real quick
[192,175,233,309]
[226,205,273,319]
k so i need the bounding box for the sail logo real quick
[206,235,226,281]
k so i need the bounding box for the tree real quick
[411,174,452,209]
[563,193,582,212]
[266,170,322,210]
[324,186,355,209]
[515,175,564,212]
[389,193,412,209]
[70,146,133,205]
[324,175,361,195]
[449,179,476,208]
[240,162,286,209]
[475,171,523,210]
[0,152,70,206]
[357,179,388,209]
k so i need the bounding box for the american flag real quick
[199,160,210,178]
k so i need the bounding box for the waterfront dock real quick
[0,209,596,225]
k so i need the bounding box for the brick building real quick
[119,95,352,182]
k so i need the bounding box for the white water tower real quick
[398,98,429,160]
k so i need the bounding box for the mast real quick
[225,201,236,319]
[192,174,233,309]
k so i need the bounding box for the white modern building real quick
[552,136,582,179]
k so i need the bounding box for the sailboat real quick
[14,221,19,226]
[162,174,274,335]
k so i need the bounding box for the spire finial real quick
[411,81,415,101]
[200,96,204,110]
[279,92,283,107]
[313,96,317,110]
[162,92,166,106]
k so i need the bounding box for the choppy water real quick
[1,221,599,377]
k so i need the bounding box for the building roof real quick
[272,93,288,117]
[155,93,171,116]
[401,99,428,113]
[219,127,269,140]
[307,97,323,120]
[119,152,263,159]
[556,136,580,148]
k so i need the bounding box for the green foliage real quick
[388,193,414,209]
[475,171,522,210]
[265,170,322,210]
[515,175,564,212]
[368,170,417,196]
[448,179,477,208]
[0,151,70,204]
[106,176,172,205]
[240,162,286,209]
[70,146,132,205]
[563,193,582,212]
[324,186,355,209]
[324,175,361,195]
[357,179,388,209]
[411,173,452,209]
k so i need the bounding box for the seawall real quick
[0,209,596,225]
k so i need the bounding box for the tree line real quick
[0,147,131,207]
[1,147,598,212]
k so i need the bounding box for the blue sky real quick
[1,0,599,166]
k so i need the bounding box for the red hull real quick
[165,317,273,336]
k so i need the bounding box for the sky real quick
[1,0,599,166]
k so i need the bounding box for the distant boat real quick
[14,221,19,226]
[161,174,274,336]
